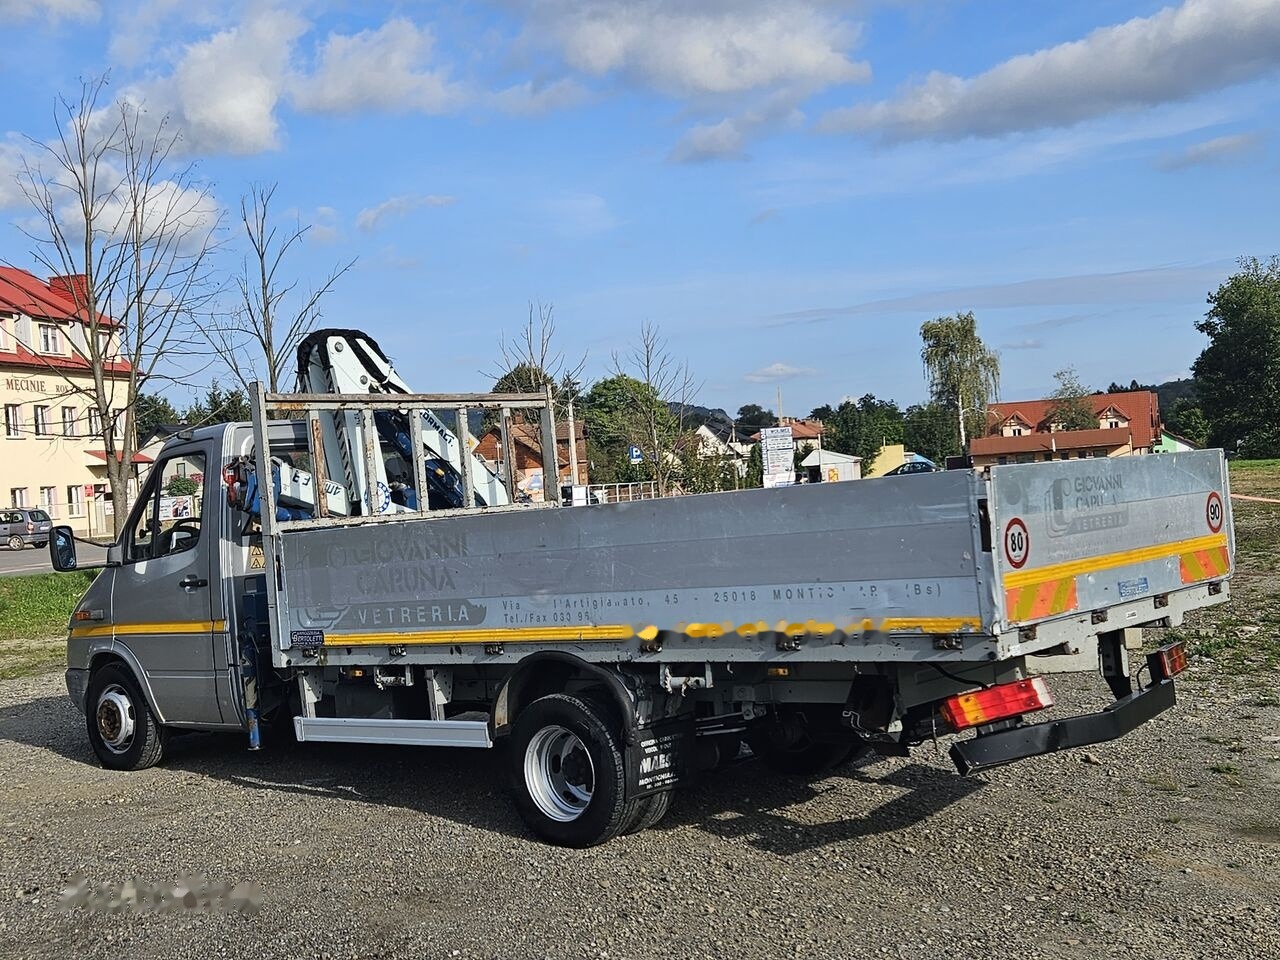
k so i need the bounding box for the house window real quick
[112,408,125,438]
[39,486,57,517]
[33,405,49,437]
[0,316,9,351]
[4,405,21,439]
[1011,428,1024,436]
[38,323,61,353]
[62,406,77,437]
[66,485,85,517]
[10,487,27,508]
[87,408,102,435]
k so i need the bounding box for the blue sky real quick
[1,0,1277,416]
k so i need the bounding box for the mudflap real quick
[625,715,695,799]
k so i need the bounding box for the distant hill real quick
[1104,378,1197,414]
[670,402,735,430]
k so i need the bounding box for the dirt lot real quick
[0,469,1277,960]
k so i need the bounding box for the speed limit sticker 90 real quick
[1004,517,1030,569]
[1206,491,1224,533]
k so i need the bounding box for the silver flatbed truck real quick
[51,333,1233,846]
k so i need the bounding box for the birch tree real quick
[919,311,1000,449]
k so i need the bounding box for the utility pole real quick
[566,399,580,484]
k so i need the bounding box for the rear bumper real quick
[950,679,1176,775]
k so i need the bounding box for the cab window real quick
[127,453,206,562]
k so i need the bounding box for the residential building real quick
[969,391,1161,469]
[1154,430,1199,454]
[692,420,751,477]
[474,419,588,501]
[0,267,144,537]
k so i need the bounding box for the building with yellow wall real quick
[0,268,144,539]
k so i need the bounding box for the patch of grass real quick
[1208,763,1240,776]
[1142,775,1181,793]
[0,571,95,680]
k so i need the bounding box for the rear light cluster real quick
[940,677,1054,732]
[1147,640,1188,681]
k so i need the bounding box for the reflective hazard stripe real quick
[1004,577,1079,624]
[1179,545,1231,584]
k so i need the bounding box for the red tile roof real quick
[87,450,153,464]
[973,391,1161,456]
[0,267,115,326]
[0,267,129,375]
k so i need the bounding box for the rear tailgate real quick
[988,449,1233,631]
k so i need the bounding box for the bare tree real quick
[204,182,354,393]
[489,302,587,414]
[13,77,219,532]
[611,321,698,497]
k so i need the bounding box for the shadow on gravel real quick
[661,759,986,855]
[0,694,96,764]
[1,695,985,850]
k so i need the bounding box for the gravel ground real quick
[0,658,1276,960]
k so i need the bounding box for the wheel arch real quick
[492,652,637,744]
[86,646,166,724]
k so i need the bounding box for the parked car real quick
[0,508,53,550]
[884,457,941,476]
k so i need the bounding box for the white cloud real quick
[517,0,868,97]
[820,0,1280,141]
[291,18,464,114]
[0,140,30,209]
[0,0,98,22]
[491,77,590,115]
[1158,132,1264,170]
[744,361,815,383]
[138,7,307,154]
[541,191,616,238]
[669,92,805,162]
[356,194,456,232]
[1000,339,1044,351]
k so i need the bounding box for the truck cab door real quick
[112,444,224,726]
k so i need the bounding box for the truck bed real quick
[264,450,1232,668]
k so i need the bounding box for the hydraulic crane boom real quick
[294,329,510,514]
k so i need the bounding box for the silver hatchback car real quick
[0,508,53,550]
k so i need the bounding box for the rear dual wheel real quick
[510,693,671,847]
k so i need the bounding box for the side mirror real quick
[48,525,117,572]
[49,526,77,571]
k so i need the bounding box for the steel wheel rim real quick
[7,536,21,550]
[95,684,135,754]
[524,724,595,822]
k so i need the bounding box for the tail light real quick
[1147,640,1188,681]
[940,677,1054,732]
[26,522,33,533]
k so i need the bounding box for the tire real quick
[623,790,673,835]
[510,693,637,847]
[34,541,46,548]
[86,663,165,771]
[747,729,857,777]
[7,536,23,550]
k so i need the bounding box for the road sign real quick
[1206,491,1223,533]
[628,445,643,465]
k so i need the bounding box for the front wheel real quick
[7,536,23,550]
[86,663,165,770]
[510,693,638,847]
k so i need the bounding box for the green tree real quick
[185,381,251,425]
[1047,367,1097,431]
[164,475,199,496]
[736,404,777,431]
[826,394,904,465]
[580,373,674,484]
[1193,256,1280,456]
[903,402,960,464]
[134,394,180,439]
[744,443,763,488]
[920,311,1000,449]
[808,404,835,422]
[1165,398,1210,448]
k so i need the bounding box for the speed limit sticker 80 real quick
[1004,517,1030,569]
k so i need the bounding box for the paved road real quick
[0,541,109,577]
